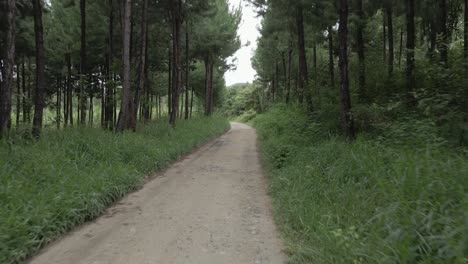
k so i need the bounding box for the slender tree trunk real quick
[0,0,16,138]
[313,44,319,108]
[463,0,467,130]
[204,58,212,116]
[439,0,449,65]
[80,0,87,125]
[16,64,21,127]
[135,0,148,122]
[168,47,172,116]
[190,82,194,118]
[387,6,394,76]
[399,29,404,68]
[185,30,190,120]
[32,0,46,139]
[63,69,67,127]
[356,0,366,102]
[383,11,387,63]
[170,0,182,126]
[56,77,61,129]
[338,0,355,139]
[106,0,114,130]
[22,58,27,123]
[296,6,312,112]
[287,46,292,104]
[27,57,32,123]
[116,0,135,132]
[281,52,287,104]
[67,53,73,126]
[406,0,416,104]
[328,26,335,87]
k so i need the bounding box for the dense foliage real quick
[247,0,467,144]
[254,106,466,263]
[0,117,229,263]
[0,0,240,137]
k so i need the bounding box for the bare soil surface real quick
[29,122,285,264]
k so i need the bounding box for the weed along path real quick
[29,122,285,264]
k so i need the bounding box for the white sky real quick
[225,0,261,86]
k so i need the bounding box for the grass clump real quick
[253,106,467,264]
[0,116,230,263]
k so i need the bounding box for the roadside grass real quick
[253,106,467,264]
[0,116,230,264]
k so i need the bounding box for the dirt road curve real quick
[29,122,285,264]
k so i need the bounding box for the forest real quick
[220,0,467,263]
[0,0,467,263]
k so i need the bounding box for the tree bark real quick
[80,0,87,125]
[338,0,355,139]
[32,0,46,138]
[387,6,394,76]
[170,0,183,126]
[328,26,335,87]
[296,6,312,112]
[406,0,416,104]
[0,0,16,138]
[56,77,61,129]
[116,0,136,132]
[356,0,366,102]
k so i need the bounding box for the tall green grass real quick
[253,106,467,263]
[0,117,229,263]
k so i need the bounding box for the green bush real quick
[254,107,467,264]
[0,117,230,263]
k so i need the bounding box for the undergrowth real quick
[253,106,467,264]
[0,117,230,263]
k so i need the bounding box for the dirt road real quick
[29,123,285,264]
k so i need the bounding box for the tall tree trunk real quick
[287,45,292,103]
[313,44,319,108]
[387,6,394,76]
[32,0,46,139]
[168,47,172,116]
[170,0,182,126]
[281,51,288,104]
[339,0,355,139]
[80,0,87,125]
[439,0,449,65]
[296,6,312,112]
[66,53,73,126]
[22,58,27,123]
[16,64,21,127]
[0,0,16,138]
[185,30,190,120]
[56,77,61,129]
[463,0,467,131]
[406,0,416,104]
[399,29,404,68]
[135,0,149,122]
[383,11,387,63]
[328,26,335,87]
[116,0,135,132]
[204,58,212,116]
[106,0,114,129]
[356,0,366,102]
